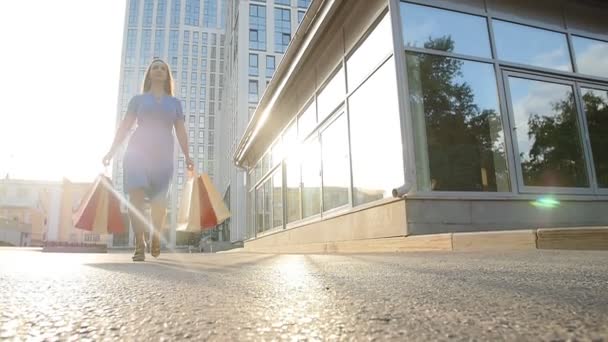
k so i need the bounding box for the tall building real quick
[218,0,311,243]
[114,0,227,248]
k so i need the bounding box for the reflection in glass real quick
[271,138,282,167]
[349,57,405,205]
[400,2,491,58]
[263,180,272,231]
[347,13,393,91]
[283,122,301,223]
[321,114,350,211]
[508,77,588,187]
[298,100,317,141]
[301,137,321,218]
[493,20,572,72]
[255,186,263,233]
[581,87,608,188]
[317,67,345,122]
[272,171,283,227]
[406,52,510,191]
[572,36,608,79]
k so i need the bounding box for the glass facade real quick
[399,1,607,194]
[249,12,404,235]
[245,1,608,240]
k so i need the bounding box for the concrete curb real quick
[239,227,608,254]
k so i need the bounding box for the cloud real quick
[575,41,608,78]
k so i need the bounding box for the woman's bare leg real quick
[128,188,147,261]
[150,198,167,257]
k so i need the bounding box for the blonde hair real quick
[142,59,174,96]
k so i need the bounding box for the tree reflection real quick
[582,90,608,187]
[409,37,508,191]
[522,91,588,187]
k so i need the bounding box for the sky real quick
[0,1,126,182]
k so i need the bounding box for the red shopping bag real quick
[177,173,230,232]
[73,175,125,234]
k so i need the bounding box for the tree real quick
[523,90,607,187]
[409,36,507,191]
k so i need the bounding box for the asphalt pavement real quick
[1,247,607,341]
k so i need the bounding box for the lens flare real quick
[531,197,560,209]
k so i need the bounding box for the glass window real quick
[185,0,200,26]
[248,80,258,103]
[266,55,276,78]
[128,0,140,26]
[170,0,181,27]
[317,67,345,122]
[582,87,608,188]
[347,13,392,92]
[274,8,291,53]
[572,36,608,79]
[154,30,165,58]
[249,5,267,50]
[298,0,310,8]
[203,0,218,28]
[400,2,490,58]
[255,186,263,233]
[143,0,154,27]
[284,123,301,223]
[272,171,283,228]
[349,57,405,204]
[298,10,305,24]
[271,138,282,167]
[493,20,572,72]
[275,0,290,5]
[249,53,259,76]
[507,77,588,187]
[140,30,152,65]
[321,114,350,211]
[156,0,167,27]
[297,100,316,141]
[263,180,272,231]
[407,53,510,192]
[301,137,321,218]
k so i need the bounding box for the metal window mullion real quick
[574,83,600,193]
[390,0,417,194]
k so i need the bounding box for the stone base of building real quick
[243,198,608,253]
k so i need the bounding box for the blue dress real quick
[123,93,184,201]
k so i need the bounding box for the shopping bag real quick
[198,173,230,229]
[177,173,231,231]
[73,175,126,234]
[177,174,202,232]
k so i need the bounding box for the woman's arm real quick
[174,120,194,171]
[102,115,136,165]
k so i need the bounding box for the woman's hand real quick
[186,156,194,171]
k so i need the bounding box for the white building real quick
[217,0,311,243]
[114,0,227,247]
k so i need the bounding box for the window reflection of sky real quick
[509,77,572,162]
[493,20,572,72]
[456,61,500,114]
[572,36,608,78]
[401,2,491,58]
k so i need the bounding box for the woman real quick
[103,59,193,262]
